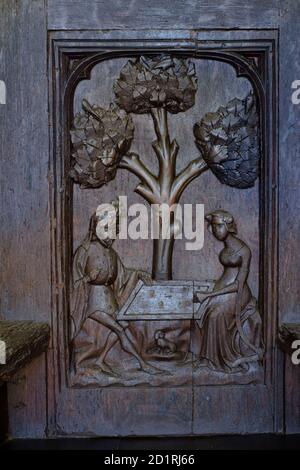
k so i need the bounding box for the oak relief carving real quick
[193,210,264,372]
[69,54,264,387]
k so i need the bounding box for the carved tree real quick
[113,55,205,280]
[70,54,260,280]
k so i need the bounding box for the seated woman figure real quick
[194,210,264,373]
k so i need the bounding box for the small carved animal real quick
[154,330,177,354]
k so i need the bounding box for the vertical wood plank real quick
[0,384,8,443]
[0,0,50,321]
[7,354,47,438]
[284,357,300,434]
[279,5,300,321]
[279,0,300,434]
[0,0,49,438]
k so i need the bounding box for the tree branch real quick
[170,139,179,166]
[119,152,159,195]
[171,157,208,203]
[150,108,169,147]
[135,183,159,204]
[150,108,179,198]
[150,108,174,168]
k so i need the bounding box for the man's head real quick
[95,199,120,246]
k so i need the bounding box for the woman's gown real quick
[194,247,263,372]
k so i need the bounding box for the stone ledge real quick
[0,321,50,384]
[278,323,300,355]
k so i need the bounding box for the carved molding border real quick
[48,32,278,402]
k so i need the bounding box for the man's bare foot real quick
[94,361,121,377]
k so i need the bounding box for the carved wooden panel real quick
[48,30,278,435]
[2,0,299,440]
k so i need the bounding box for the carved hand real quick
[193,291,211,303]
[138,272,155,286]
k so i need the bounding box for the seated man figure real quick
[70,200,161,376]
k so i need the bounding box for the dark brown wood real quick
[0,0,50,323]
[46,29,277,434]
[70,100,134,189]
[71,55,206,280]
[284,358,300,435]
[278,4,300,324]
[47,0,279,30]
[194,92,260,189]
[278,0,300,434]
[278,324,300,355]
[68,206,263,387]
[0,321,50,384]
[0,384,8,444]
[1,0,299,438]
[0,0,50,440]
[193,385,274,434]
[7,354,48,439]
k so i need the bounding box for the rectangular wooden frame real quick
[47,29,279,435]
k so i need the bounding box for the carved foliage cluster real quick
[70,55,261,191]
[70,99,134,188]
[193,92,260,189]
[113,55,198,114]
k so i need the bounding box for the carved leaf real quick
[114,54,197,114]
[193,92,260,189]
[70,100,134,188]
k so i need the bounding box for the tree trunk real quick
[120,107,207,280]
[150,108,178,280]
[152,236,175,280]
